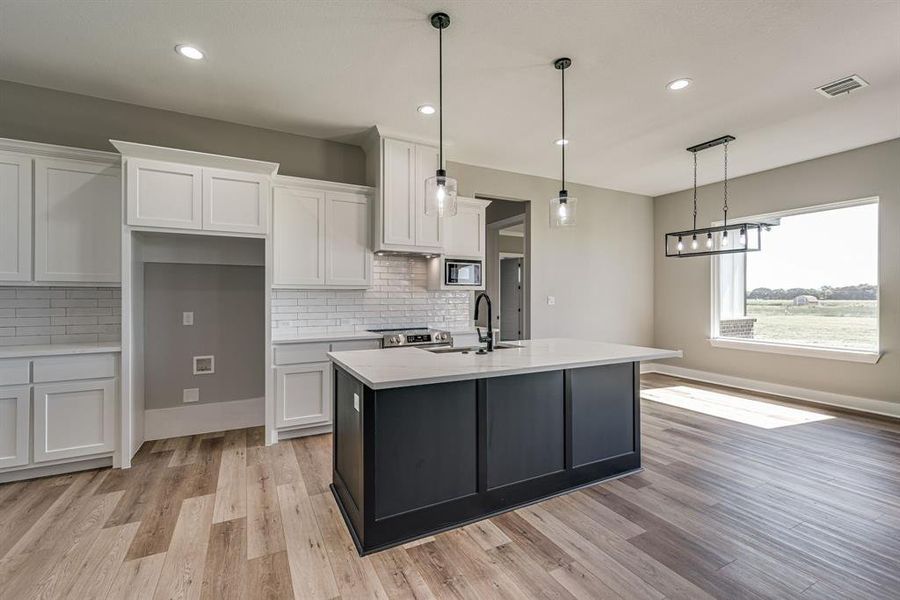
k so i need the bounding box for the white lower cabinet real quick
[32,378,116,463]
[0,386,30,469]
[275,362,331,428]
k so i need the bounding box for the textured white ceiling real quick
[1,0,898,196]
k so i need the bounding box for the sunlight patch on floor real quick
[641,385,835,429]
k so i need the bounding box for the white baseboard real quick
[641,362,900,420]
[144,396,264,440]
[276,423,332,442]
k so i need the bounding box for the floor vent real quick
[815,75,869,97]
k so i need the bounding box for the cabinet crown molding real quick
[110,140,279,175]
[0,137,119,164]
[272,174,373,195]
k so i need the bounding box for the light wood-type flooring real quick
[2,373,899,599]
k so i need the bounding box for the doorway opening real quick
[480,198,529,341]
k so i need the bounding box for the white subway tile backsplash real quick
[0,287,121,345]
[271,255,472,340]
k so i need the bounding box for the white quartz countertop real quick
[328,338,682,389]
[272,331,383,344]
[0,342,122,359]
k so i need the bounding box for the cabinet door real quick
[443,201,485,258]
[272,186,326,286]
[275,362,332,429]
[126,158,202,229]
[326,191,371,287]
[34,158,121,283]
[202,168,269,234]
[382,138,416,246]
[0,386,29,469]
[33,378,116,462]
[0,152,32,282]
[414,144,442,248]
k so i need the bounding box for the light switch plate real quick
[183,388,199,403]
[183,312,194,326]
[353,393,360,412]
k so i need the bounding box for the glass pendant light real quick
[424,12,458,217]
[550,57,577,227]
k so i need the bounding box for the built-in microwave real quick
[445,259,483,287]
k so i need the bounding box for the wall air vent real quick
[815,75,869,97]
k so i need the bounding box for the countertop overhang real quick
[328,338,682,389]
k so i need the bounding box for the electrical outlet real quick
[353,392,360,412]
[183,312,193,326]
[183,388,199,403]
[547,295,556,305]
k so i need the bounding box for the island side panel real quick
[333,367,367,540]
[569,362,636,467]
[485,370,565,490]
[373,380,478,520]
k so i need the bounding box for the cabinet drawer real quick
[0,360,30,386]
[331,340,381,352]
[274,342,331,365]
[32,354,116,383]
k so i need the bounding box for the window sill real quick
[708,338,881,364]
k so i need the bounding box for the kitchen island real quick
[327,338,681,555]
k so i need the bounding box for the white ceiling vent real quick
[815,75,869,97]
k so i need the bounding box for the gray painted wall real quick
[653,138,900,404]
[449,161,655,346]
[0,80,365,185]
[144,263,264,409]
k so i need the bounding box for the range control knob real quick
[390,335,402,345]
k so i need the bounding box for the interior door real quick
[500,258,523,341]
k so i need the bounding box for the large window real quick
[713,199,879,357]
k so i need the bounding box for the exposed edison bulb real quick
[706,233,713,249]
[721,231,729,247]
[691,234,698,250]
[558,202,568,220]
[676,236,684,252]
[436,183,446,211]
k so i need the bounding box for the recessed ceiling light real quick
[555,138,569,146]
[175,45,205,60]
[417,104,436,115]
[667,78,692,91]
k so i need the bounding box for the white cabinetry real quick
[126,158,202,230]
[272,179,372,289]
[272,338,380,437]
[202,168,269,234]
[114,141,278,236]
[367,131,443,253]
[0,386,29,469]
[326,191,371,287]
[33,378,116,462]
[273,186,326,286]
[0,152,32,282]
[275,362,331,429]
[443,198,489,259]
[34,158,121,282]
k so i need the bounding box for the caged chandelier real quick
[665,136,773,257]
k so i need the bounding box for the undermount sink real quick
[424,343,523,354]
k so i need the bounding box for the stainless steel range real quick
[368,327,453,349]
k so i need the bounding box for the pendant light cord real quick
[438,23,443,169]
[723,141,729,228]
[692,151,698,230]
[561,64,566,190]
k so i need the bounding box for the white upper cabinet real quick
[202,168,269,234]
[0,152,32,282]
[443,197,489,259]
[325,191,371,287]
[126,158,202,230]
[414,144,442,248]
[114,141,278,236]
[34,158,121,283]
[367,131,444,253]
[272,180,372,289]
[382,138,417,246]
[273,185,326,286]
